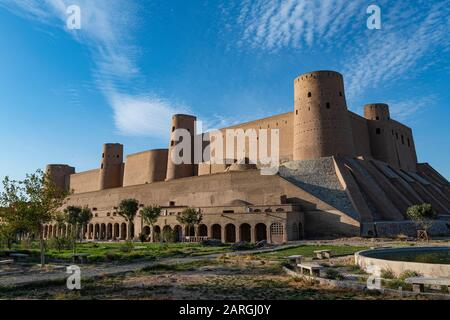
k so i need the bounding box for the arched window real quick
[326,103,330,109]
[307,92,312,98]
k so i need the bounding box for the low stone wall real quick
[369,220,450,237]
[355,247,450,278]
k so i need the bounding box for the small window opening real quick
[376,128,381,135]
[326,103,330,109]
[307,92,312,98]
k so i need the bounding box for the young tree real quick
[0,209,19,250]
[407,203,436,240]
[64,206,93,254]
[78,207,93,241]
[0,171,68,267]
[118,199,140,240]
[141,205,161,242]
[176,208,203,238]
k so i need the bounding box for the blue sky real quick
[0,0,449,182]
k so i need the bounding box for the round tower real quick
[146,149,169,183]
[293,70,355,160]
[45,164,75,192]
[99,143,124,190]
[166,114,197,180]
[364,103,390,121]
[364,103,396,166]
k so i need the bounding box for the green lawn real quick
[257,245,368,261]
[0,242,231,263]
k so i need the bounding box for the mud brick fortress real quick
[44,71,450,243]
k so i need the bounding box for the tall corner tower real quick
[45,164,75,192]
[99,143,124,190]
[166,114,197,180]
[364,103,390,121]
[293,70,355,161]
[364,103,398,167]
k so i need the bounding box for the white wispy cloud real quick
[343,1,450,102]
[386,95,438,123]
[234,0,363,50]
[109,93,190,138]
[0,0,185,137]
[226,0,450,117]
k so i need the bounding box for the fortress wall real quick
[220,112,294,162]
[123,149,168,187]
[389,120,417,172]
[64,170,360,237]
[65,170,341,212]
[69,169,100,194]
[198,112,294,168]
[348,112,372,158]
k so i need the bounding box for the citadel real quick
[44,70,450,243]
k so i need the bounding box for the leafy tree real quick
[141,205,161,242]
[0,213,18,250]
[407,203,436,233]
[118,199,140,240]
[176,208,203,237]
[0,170,68,267]
[64,206,93,254]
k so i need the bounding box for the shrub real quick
[399,270,421,280]
[48,237,72,252]
[138,233,148,243]
[119,240,134,253]
[380,268,396,279]
[231,241,256,251]
[325,269,345,280]
[406,204,435,231]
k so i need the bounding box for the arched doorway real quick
[198,224,208,237]
[225,224,236,243]
[174,225,182,242]
[94,224,100,240]
[82,225,87,240]
[153,226,161,242]
[88,224,94,239]
[107,223,113,240]
[185,226,195,237]
[211,224,221,241]
[240,224,251,242]
[120,223,127,240]
[114,223,119,240]
[163,225,173,242]
[100,224,106,240]
[255,223,267,242]
[142,226,151,236]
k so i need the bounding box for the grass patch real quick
[2,242,231,263]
